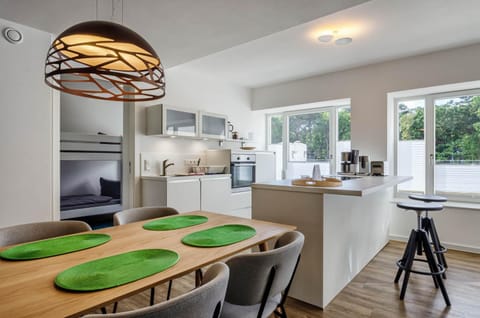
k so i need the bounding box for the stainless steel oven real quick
[230,153,256,191]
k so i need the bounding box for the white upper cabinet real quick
[199,112,227,140]
[146,105,228,140]
[147,104,198,137]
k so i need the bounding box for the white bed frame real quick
[60,132,123,219]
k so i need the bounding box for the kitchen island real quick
[252,175,411,308]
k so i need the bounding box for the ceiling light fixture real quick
[317,34,334,43]
[45,5,165,102]
[335,37,353,46]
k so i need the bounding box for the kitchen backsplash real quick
[140,152,207,176]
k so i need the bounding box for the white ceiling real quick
[181,0,480,87]
[0,0,367,67]
[1,0,480,89]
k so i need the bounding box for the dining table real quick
[0,211,296,318]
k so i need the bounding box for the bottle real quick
[312,164,321,180]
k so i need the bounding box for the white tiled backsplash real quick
[140,152,206,176]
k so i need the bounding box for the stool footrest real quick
[396,258,446,276]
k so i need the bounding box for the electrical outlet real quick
[184,159,198,165]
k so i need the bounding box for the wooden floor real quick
[95,241,480,317]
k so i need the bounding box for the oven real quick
[230,153,256,191]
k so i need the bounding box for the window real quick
[267,105,351,180]
[395,89,480,201]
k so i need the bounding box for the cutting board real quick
[291,177,342,187]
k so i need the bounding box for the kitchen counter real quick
[252,175,411,196]
[252,175,411,308]
[141,174,230,181]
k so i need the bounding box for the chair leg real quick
[420,231,451,306]
[257,266,276,318]
[394,229,416,283]
[400,231,418,300]
[150,287,155,306]
[167,280,173,300]
[101,307,107,314]
[112,302,118,313]
[428,217,448,277]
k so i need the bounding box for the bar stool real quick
[394,201,451,306]
[409,194,448,277]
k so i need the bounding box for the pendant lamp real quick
[45,20,165,101]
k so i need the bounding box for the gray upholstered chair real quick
[113,206,179,226]
[0,220,92,247]
[112,206,179,309]
[220,231,304,318]
[84,262,229,318]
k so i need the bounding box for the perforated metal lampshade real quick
[45,20,165,101]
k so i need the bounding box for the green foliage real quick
[338,108,351,141]
[270,115,283,144]
[399,96,480,161]
[288,112,330,160]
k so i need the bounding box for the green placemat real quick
[182,224,256,247]
[55,249,179,291]
[143,215,208,231]
[0,233,111,261]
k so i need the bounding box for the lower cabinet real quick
[142,178,201,213]
[230,191,252,219]
[200,176,231,213]
[142,175,230,214]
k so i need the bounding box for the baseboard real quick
[389,234,480,254]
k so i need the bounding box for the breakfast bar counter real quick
[252,175,411,308]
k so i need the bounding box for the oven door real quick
[231,163,256,189]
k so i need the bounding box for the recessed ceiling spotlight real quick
[335,37,353,45]
[3,27,23,44]
[317,34,334,43]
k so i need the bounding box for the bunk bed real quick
[60,132,123,219]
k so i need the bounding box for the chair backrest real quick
[224,231,304,306]
[0,220,92,247]
[83,262,230,318]
[113,206,179,226]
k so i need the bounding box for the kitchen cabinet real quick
[200,176,231,213]
[230,190,252,219]
[142,177,200,212]
[199,112,227,139]
[142,175,230,214]
[146,104,198,137]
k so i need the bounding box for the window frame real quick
[394,88,480,202]
[266,104,350,178]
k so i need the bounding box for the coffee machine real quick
[340,150,360,174]
[358,155,370,175]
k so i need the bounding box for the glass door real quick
[285,109,332,179]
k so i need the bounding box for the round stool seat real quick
[397,201,444,211]
[408,194,447,203]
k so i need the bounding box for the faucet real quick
[162,159,174,176]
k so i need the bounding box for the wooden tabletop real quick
[0,211,295,318]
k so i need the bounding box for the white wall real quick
[61,91,123,136]
[133,65,260,206]
[0,18,57,227]
[253,43,480,252]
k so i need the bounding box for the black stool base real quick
[394,229,451,306]
[422,216,448,279]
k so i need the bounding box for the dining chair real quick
[83,262,229,318]
[113,206,179,226]
[0,220,92,247]
[112,206,179,310]
[220,231,304,318]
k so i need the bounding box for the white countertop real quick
[252,175,412,196]
[141,174,231,181]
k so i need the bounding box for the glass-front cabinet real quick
[199,112,227,139]
[146,104,198,137]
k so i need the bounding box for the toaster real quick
[370,161,385,176]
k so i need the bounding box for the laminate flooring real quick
[94,241,480,317]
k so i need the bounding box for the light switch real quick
[144,159,151,171]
